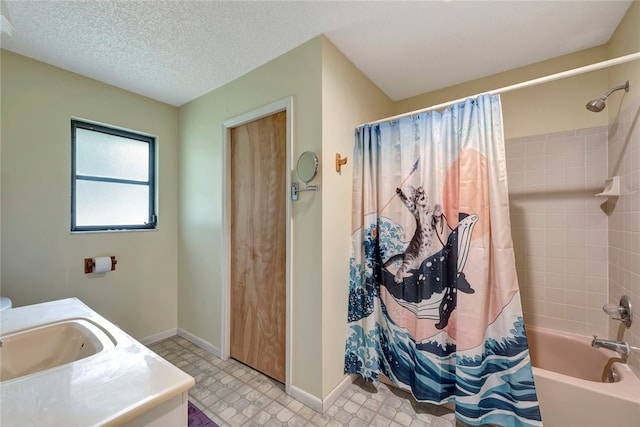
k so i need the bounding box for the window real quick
[71,120,157,232]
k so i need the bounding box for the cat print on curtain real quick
[344,95,542,427]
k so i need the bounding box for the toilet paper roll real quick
[94,257,112,273]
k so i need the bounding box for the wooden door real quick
[230,111,286,383]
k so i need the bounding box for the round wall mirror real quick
[297,151,319,183]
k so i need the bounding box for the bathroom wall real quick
[607,0,640,376]
[608,95,640,373]
[178,37,390,397]
[178,37,324,398]
[320,38,394,395]
[608,0,640,118]
[178,35,393,401]
[0,50,180,339]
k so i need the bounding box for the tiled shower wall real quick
[608,96,640,373]
[506,126,610,338]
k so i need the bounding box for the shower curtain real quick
[344,94,541,427]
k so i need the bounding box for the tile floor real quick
[148,335,483,427]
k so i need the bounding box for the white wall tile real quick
[607,97,640,375]
[508,104,638,374]
[506,125,607,336]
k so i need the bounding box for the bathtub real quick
[526,326,640,427]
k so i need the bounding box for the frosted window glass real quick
[76,181,149,227]
[76,128,149,181]
[72,120,156,231]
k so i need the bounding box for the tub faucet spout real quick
[592,336,629,359]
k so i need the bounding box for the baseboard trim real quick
[290,385,323,413]
[177,327,222,358]
[289,374,355,414]
[139,328,177,346]
[323,374,355,412]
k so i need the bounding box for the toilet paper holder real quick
[84,256,117,274]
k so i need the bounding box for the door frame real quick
[221,97,293,393]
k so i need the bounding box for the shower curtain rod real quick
[361,51,640,126]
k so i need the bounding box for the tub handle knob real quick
[603,303,622,315]
[601,295,632,328]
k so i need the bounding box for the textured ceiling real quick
[0,1,633,107]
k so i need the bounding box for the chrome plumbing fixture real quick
[602,295,633,328]
[592,336,629,359]
[586,80,630,112]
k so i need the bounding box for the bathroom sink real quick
[0,318,116,382]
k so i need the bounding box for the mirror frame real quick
[296,151,319,183]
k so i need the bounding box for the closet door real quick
[229,111,286,383]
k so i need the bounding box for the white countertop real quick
[0,298,194,426]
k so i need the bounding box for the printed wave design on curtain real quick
[344,94,541,427]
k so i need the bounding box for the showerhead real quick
[586,97,607,112]
[586,81,630,112]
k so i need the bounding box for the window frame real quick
[71,119,157,232]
